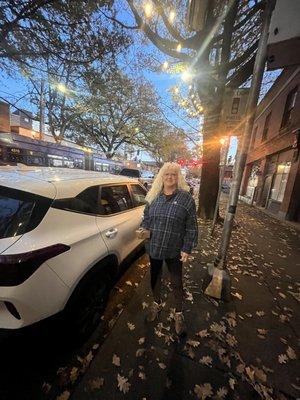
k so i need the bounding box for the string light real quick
[57,83,68,93]
[182,70,192,82]
[162,61,169,70]
[169,10,176,22]
[144,2,153,17]
[176,43,182,52]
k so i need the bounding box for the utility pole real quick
[203,0,276,301]
[210,136,230,236]
[39,79,45,140]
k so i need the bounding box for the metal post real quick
[211,136,230,235]
[214,0,275,270]
[39,79,45,140]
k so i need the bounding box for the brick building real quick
[241,66,300,222]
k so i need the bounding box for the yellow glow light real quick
[57,83,68,93]
[144,2,153,17]
[174,87,179,94]
[162,61,169,70]
[219,138,226,145]
[176,43,182,52]
[135,127,139,132]
[169,10,176,22]
[182,70,192,82]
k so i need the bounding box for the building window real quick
[281,86,298,128]
[250,126,258,149]
[270,162,291,202]
[261,112,271,142]
[231,97,240,114]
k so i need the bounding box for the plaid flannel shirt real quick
[141,189,198,260]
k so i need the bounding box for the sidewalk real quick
[66,202,299,400]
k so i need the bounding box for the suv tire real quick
[63,268,112,342]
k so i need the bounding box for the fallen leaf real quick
[142,302,149,309]
[117,374,131,394]
[232,292,243,300]
[138,372,146,380]
[186,339,200,348]
[92,344,99,350]
[236,364,245,374]
[87,377,104,390]
[136,348,146,357]
[210,322,226,334]
[291,383,300,391]
[256,311,265,317]
[70,367,79,384]
[253,367,267,382]
[279,292,286,299]
[199,356,212,366]
[278,354,288,364]
[138,337,145,345]
[257,329,268,335]
[229,378,236,390]
[286,346,297,360]
[196,329,209,338]
[42,382,51,394]
[158,362,166,370]
[185,346,196,359]
[56,391,70,400]
[216,386,228,399]
[287,291,300,302]
[127,322,135,331]
[279,314,289,323]
[125,281,132,286]
[112,354,120,367]
[194,383,213,399]
[226,334,237,347]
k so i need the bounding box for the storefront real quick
[263,149,293,214]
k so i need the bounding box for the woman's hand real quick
[180,251,189,263]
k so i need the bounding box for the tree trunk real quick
[198,108,222,219]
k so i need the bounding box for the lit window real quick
[281,86,298,128]
[262,112,271,142]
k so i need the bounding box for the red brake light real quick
[0,244,70,287]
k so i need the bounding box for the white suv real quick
[0,167,147,336]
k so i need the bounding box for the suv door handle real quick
[105,228,118,238]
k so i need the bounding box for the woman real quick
[139,162,198,336]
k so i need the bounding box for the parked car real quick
[0,167,147,337]
[119,167,140,178]
[221,182,231,193]
[140,170,154,190]
[119,168,154,190]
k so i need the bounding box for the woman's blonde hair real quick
[145,162,189,204]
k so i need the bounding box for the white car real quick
[0,167,147,337]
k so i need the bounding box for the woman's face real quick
[163,168,178,190]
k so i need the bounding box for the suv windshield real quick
[0,186,52,239]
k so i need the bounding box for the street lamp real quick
[162,61,169,70]
[144,2,153,17]
[169,10,176,22]
[57,83,68,94]
[181,70,192,82]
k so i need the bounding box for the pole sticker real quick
[228,205,237,214]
